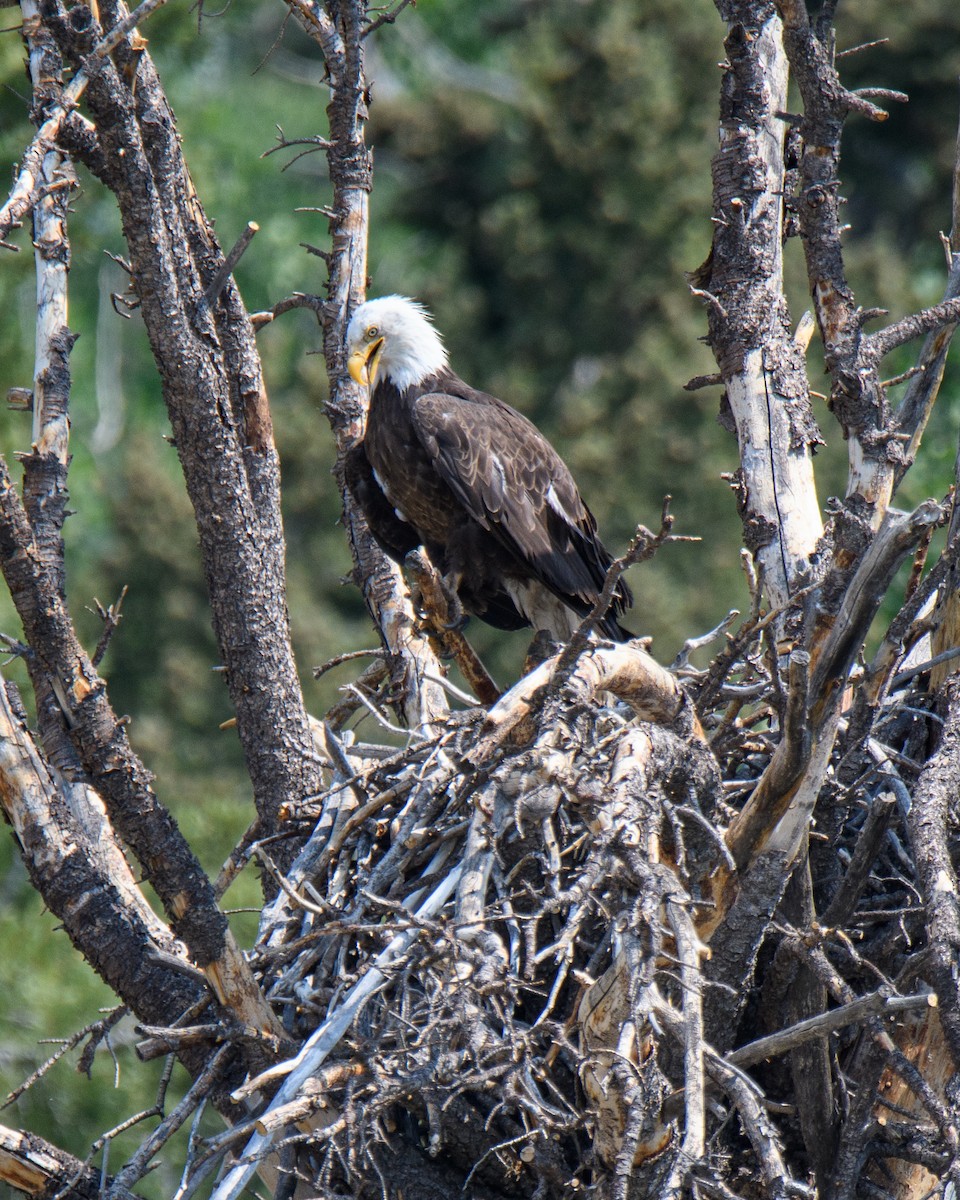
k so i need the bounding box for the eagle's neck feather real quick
[381,329,448,391]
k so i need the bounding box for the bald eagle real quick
[344,296,633,641]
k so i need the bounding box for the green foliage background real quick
[0,0,958,1191]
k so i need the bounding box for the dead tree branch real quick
[35,0,324,856]
[284,0,448,733]
[697,0,824,613]
[0,1122,140,1200]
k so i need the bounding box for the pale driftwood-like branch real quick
[725,502,943,873]
[728,989,937,1070]
[662,898,708,1197]
[0,66,85,249]
[0,1122,139,1200]
[655,1000,803,1196]
[579,942,675,1172]
[21,0,73,455]
[19,0,73,602]
[1,0,170,247]
[699,1,823,610]
[209,867,463,1200]
[472,642,695,767]
[908,681,960,1066]
[856,529,960,708]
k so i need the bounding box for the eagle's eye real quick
[366,326,380,341]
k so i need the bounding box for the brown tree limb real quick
[106,1045,233,1198]
[728,988,937,1071]
[779,855,835,1194]
[868,297,960,363]
[404,549,501,704]
[852,528,960,715]
[809,502,945,716]
[892,258,960,485]
[293,0,448,732]
[786,939,958,1149]
[0,680,226,1090]
[40,0,324,859]
[820,791,898,927]
[722,649,811,871]
[0,457,283,1051]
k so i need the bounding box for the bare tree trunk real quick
[697,0,823,614]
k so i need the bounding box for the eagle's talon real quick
[412,613,455,657]
[439,581,466,632]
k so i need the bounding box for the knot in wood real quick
[69,4,96,32]
[742,512,778,555]
[725,23,758,54]
[823,495,874,560]
[336,149,373,194]
[858,427,906,466]
[804,184,829,208]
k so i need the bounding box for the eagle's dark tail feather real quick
[598,614,634,642]
[593,567,634,642]
[595,597,634,642]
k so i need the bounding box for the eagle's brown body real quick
[344,345,632,641]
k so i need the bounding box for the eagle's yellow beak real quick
[347,338,384,388]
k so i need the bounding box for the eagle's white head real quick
[346,296,449,392]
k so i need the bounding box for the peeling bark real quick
[700,0,824,611]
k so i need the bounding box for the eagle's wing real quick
[411,390,631,617]
[344,442,421,563]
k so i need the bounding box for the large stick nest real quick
[195,612,951,1200]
